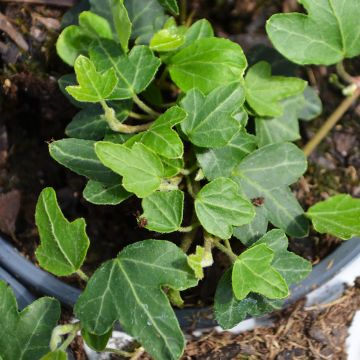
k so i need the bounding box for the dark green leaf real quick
[82,328,112,351]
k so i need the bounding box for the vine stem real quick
[76,269,89,282]
[180,0,187,24]
[133,94,161,117]
[303,89,360,157]
[204,232,237,263]
[50,322,81,352]
[336,61,354,84]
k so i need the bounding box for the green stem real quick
[180,0,187,24]
[204,232,237,263]
[50,322,81,352]
[133,94,160,117]
[76,269,89,282]
[129,112,153,121]
[101,101,152,133]
[336,61,354,84]
[178,222,200,233]
[303,89,360,157]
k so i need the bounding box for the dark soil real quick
[0,1,360,358]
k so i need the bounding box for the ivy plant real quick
[1,1,360,360]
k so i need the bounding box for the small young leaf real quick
[233,206,268,246]
[0,281,60,360]
[95,142,164,198]
[112,0,132,51]
[40,351,67,360]
[180,83,245,148]
[215,270,282,330]
[307,194,360,240]
[266,0,360,65]
[299,86,322,121]
[150,18,185,52]
[196,131,257,180]
[232,244,289,300]
[169,38,247,94]
[83,180,131,205]
[125,106,186,159]
[161,157,183,177]
[245,61,307,117]
[183,19,214,47]
[82,328,112,352]
[187,246,213,280]
[195,178,255,239]
[157,0,179,15]
[58,74,85,108]
[79,11,113,39]
[90,40,161,99]
[66,56,117,102]
[75,240,198,360]
[35,188,90,276]
[141,190,184,233]
[49,139,119,183]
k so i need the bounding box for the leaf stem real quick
[178,222,200,233]
[129,112,153,121]
[101,101,153,134]
[76,269,89,282]
[133,94,161,117]
[303,89,360,157]
[336,61,354,84]
[204,232,237,263]
[180,0,187,24]
[50,322,81,352]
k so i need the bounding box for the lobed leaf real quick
[35,188,90,276]
[157,0,179,15]
[150,18,185,52]
[266,0,360,65]
[75,240,198,360]
[307,194,360,240]
[180,83,245,148]
[0,281,60,360]
[195,178,255,239]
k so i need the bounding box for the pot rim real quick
[0,235,360,329]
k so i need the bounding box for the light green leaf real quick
[35,188,90,276]
[183,19,214,47]
[299,86,322,121]
[112,0,132,52]
[141,190,184,233]
[161,157,183,177]
[79,11,113,38]
[266,0,360,65]
[232,143,309,237]
[125,106,186,159]
[232,244,289,300]
[180,83,245,148]
[83,180,131,205]
[49,138,119,183]
[255,230,311,285]
[158,0,179,15]
[40,351,67,360]
[307,194,360,240]
[75,240,198,360]
[187,246,213,280]
[58,74,86,108]
[215,270,282,330]
[233,206,268,246]
[66,56,117,102]
[195,178,255,239]
[95,142,164,198]
[82,328,112,352]
[150,18,185,52]
[169,38,247,94]
[196,132,257,180]
[245,61,307,117]
[0,281,60,360]
[90,40,161,99]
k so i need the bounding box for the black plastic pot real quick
[1,235,360,329]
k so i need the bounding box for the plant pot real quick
[1,235,360,329]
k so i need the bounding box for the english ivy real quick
[4,1,360,360]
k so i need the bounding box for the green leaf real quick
[112,0,132,52]
[245,61,307,117]
[307,194,360,240]
[255,230,311,285]
[141,190,184,233]
[187,246,213,280]
[35,187,90,276]
[180,83,245,148]
[169,38,247,94]
[232,143,309,237]
[232,244,289,300]
[79,11,113,38]
[82,328,112,351]
[49,138,119,183]
[150,18,185,52]
[58,74,86,108]
[158,0,179,15]
[90,40,161,99]
[75,240,197,360]
[66,56,117,102]
[95,142,164,198]
[126,106,186,159]
[40,351,67,360]
[233,206,268,246]
[161,157,183,177]
[195,178,255,239]
[83,180,131,205]
[215,270,282,330]
[0,281,60,360]
[183,19,214,47]
[266,0,360,65]
[299,86,322,121]
[196,132,257,180]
